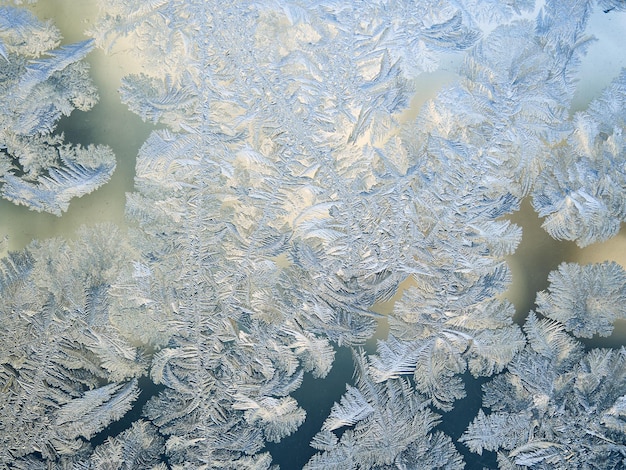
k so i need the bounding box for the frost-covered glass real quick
[1,0,625,468]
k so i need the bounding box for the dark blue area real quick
[265,346,354,470]
[437,372,498,469]
[90,376,165,448]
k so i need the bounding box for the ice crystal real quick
[306,351,464,469]
[0,6,115,215]
[462,313,626,469]
[532,71,626,247]
[1,0,625,468]
[536,262,626,338]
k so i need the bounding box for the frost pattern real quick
[305,351,464,469]
[372,298,525,410]
[0,225,147,463]
[462,313,626,469]
[453,0,536,25]
[532,71,626,247]
[1,0,626,468]
[536,262,626,338]
[0,6,115,215]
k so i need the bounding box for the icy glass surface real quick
[1,0,625,468]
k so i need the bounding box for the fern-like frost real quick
[0,7,115,214]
